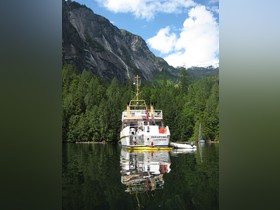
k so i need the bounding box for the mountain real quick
[62,0,176,82]
[186,66,219,79]
[62,0,218,82]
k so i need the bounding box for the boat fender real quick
[151,142,154,147]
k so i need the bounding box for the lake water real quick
[63,143,219,210]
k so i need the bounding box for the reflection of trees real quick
[164,143,219,210]
[133,144,219,210]
[63,144,135,210]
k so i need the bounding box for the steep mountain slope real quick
[62,0,175,82]
[186,66,219,79]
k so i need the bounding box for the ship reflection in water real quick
[120,148,171,194]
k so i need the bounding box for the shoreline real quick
[75,141,106,144]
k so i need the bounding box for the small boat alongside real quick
[170,142,197,150]
[199,139,205,143]
[120,75,171,148]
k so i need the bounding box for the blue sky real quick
[72,0,219,68]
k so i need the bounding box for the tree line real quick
[62,64,219,143]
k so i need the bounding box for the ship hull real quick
[120,134,170,147]
[120,125,170,147]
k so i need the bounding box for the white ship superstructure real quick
[120,75,170,148]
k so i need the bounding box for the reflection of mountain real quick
[120,149,171,194]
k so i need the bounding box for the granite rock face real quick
[62,0,175,82]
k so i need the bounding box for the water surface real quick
[63,143,219,210]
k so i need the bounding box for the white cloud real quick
[209,5,219,14]
[96,0,196,20]
[147,26,177,54]
[148,5,219,68]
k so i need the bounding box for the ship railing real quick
[122,110,163,120]
[153,110,163,118]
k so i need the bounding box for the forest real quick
[62,64,219,143]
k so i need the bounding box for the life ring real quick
[160,165,168,173]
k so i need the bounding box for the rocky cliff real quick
[62,0,175,82]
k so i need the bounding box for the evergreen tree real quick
[179,67,189,94]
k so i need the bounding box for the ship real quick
[120,75,171,148]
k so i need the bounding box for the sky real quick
[72,0,219,68]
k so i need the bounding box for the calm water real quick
[63,143,219,210]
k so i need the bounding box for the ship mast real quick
[129,75,146,109]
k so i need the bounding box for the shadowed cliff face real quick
[62,0,175,82]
